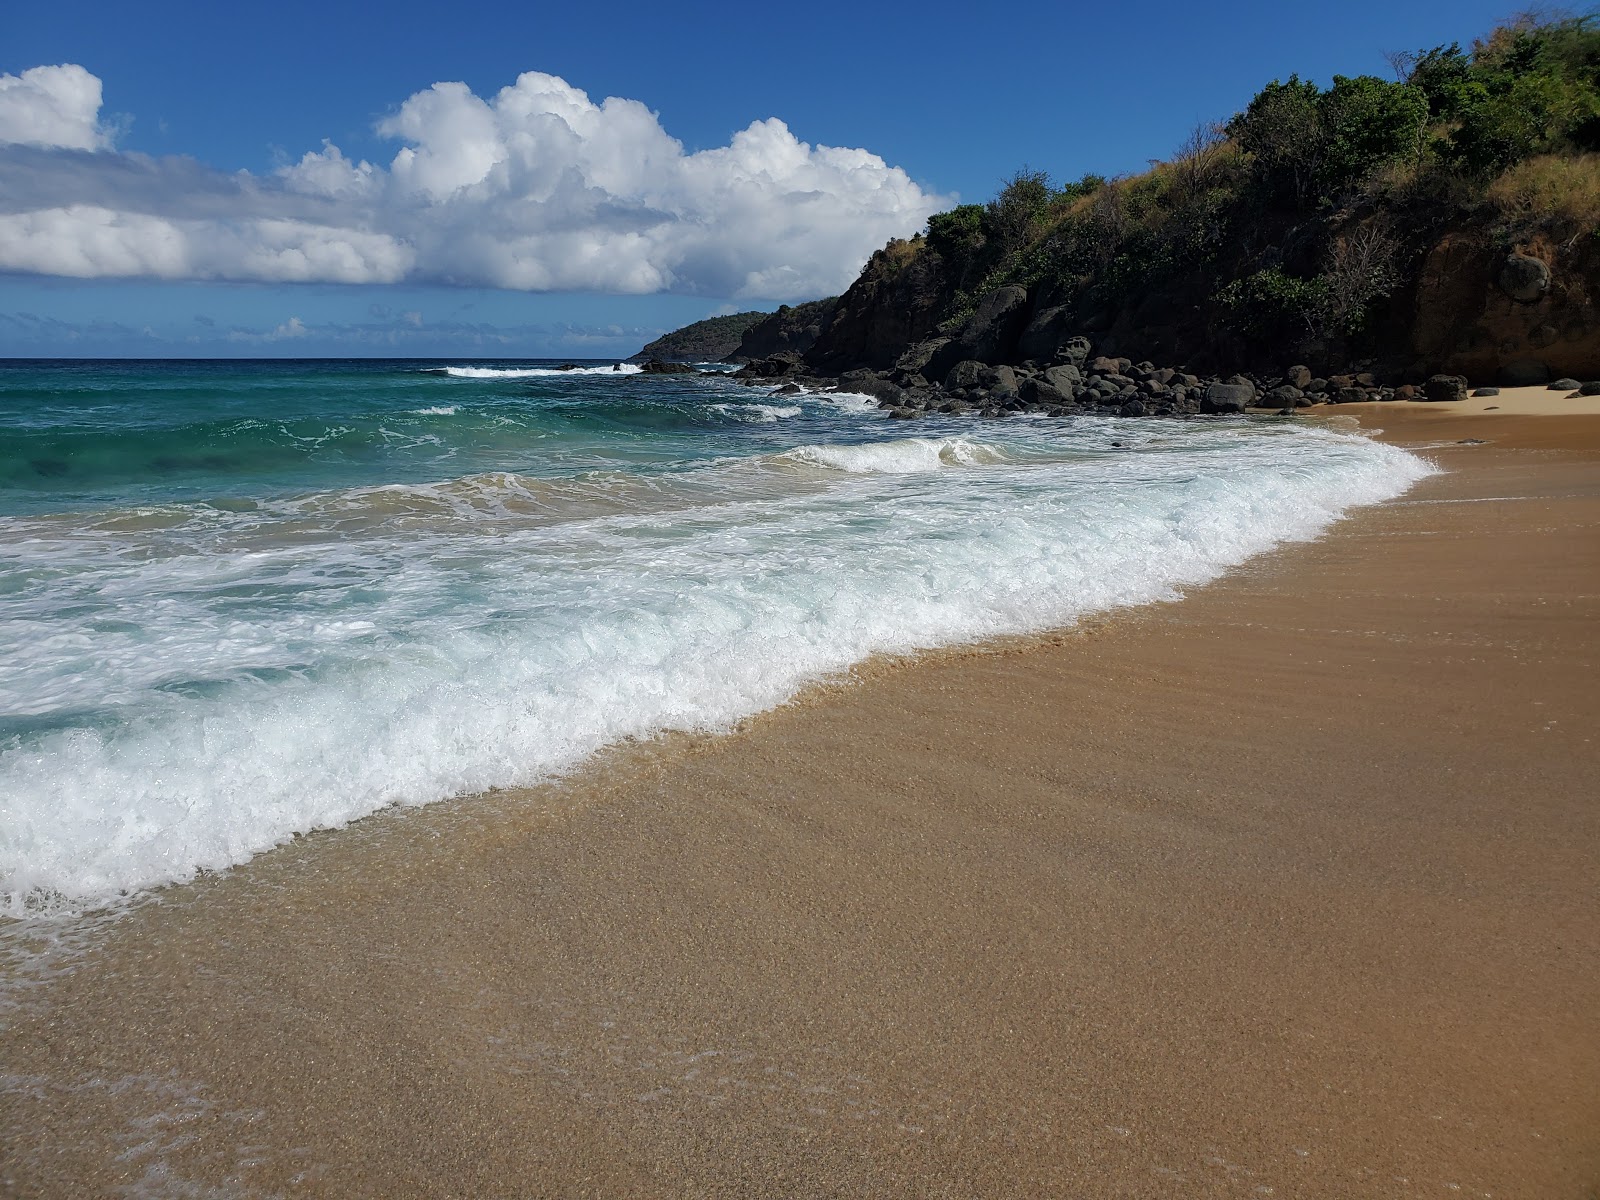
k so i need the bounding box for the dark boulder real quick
[1498,252,1551,304]
[1548,377,1582,390]
[1057,336,1092,367]
[1202,381,1254,413]
[949,285,1031,366]
[1422,374,1468,401]
[943,359,986,390]
[837,369,904,407]
[1020,378,1069,407]
[1472,387,1501,397]
[734,353,804,379]
[979,365,1019,397]
[894,338,951,377]
[1580,381,1600,396]
[1265,384,1306,407]
[1043,364,1083,396]
[642,359,698,374]
[1285,364,1313,389]
[1015,305,1073,363]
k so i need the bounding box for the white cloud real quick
[0,67,950,301]
[0,65,111,150]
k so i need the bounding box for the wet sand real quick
[3,413,1598,1198]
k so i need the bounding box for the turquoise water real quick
[0,358,1433,911]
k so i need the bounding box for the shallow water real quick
[0,358,1434,911]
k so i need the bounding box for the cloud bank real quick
[0,66,948,300]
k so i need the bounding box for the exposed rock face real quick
[946,285,1032,366]
[805,240,950,372]
[640,359,699,374]
[730,298,838,362]
[1411,231,1600,382]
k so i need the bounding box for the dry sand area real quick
[2,408,1597,1198]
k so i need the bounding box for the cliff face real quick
[728,297,838,362]
[1409,231,1600,382]
[804,240,953,372]
[796,223,1600,385]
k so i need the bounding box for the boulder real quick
[1334,386,1368,404]
[838,369,904,406]
[1057,336,1093,367]
[1580,381,1600,396]
[1265,384,1306,407]
[1015,305,1073,362]
[1286,364,1313,388]
[944,359,987,390]
[1020,379,1069,407]
[735,353,804,378]
[642,359,698,374]
[1422,374,1468,402]
[951,285,1031,365]
[1548,377,1582,390]
[979,365,1019,396]
[1498,252,1551,304]
[1119,398,1148,418]
[1202,382,1253,413]
[894,338,951,376]
[1472,387,1501,397]
[1043,364,1083,395]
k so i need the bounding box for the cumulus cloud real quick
[0,65,112,151]
[0,67,949,300]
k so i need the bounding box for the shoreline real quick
[3,414,1598,1196]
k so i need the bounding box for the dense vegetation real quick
[908,11,1600,367]
[629,311,770,362]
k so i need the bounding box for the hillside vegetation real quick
[628,311,770,362]
[796,11,1600,383]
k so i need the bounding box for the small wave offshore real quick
[0,361,1437,913]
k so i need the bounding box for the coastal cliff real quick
[708,14,1600,408]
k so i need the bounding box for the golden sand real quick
[3,412,1597,1198]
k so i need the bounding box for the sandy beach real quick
[3,408,1597,1198]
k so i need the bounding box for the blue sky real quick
[1,0,1523,357]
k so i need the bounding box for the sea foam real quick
[439,364,642,379]
[0,422,1434,913]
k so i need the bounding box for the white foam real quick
[411,405,458,415]
[818,389,882,412]
[711,403,803,422]
[0,424,1436,913]
[782,437,1007,474]
[439,364,642,379]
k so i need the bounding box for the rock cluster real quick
[738,334,1448,422]
[723,282,1528,419]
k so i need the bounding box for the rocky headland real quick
[638,14,1600,419]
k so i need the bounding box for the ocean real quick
[0,358,1434,914]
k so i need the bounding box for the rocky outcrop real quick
[728,298,838,362]
[1410,230,1600,384]
[804,239,954,373]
